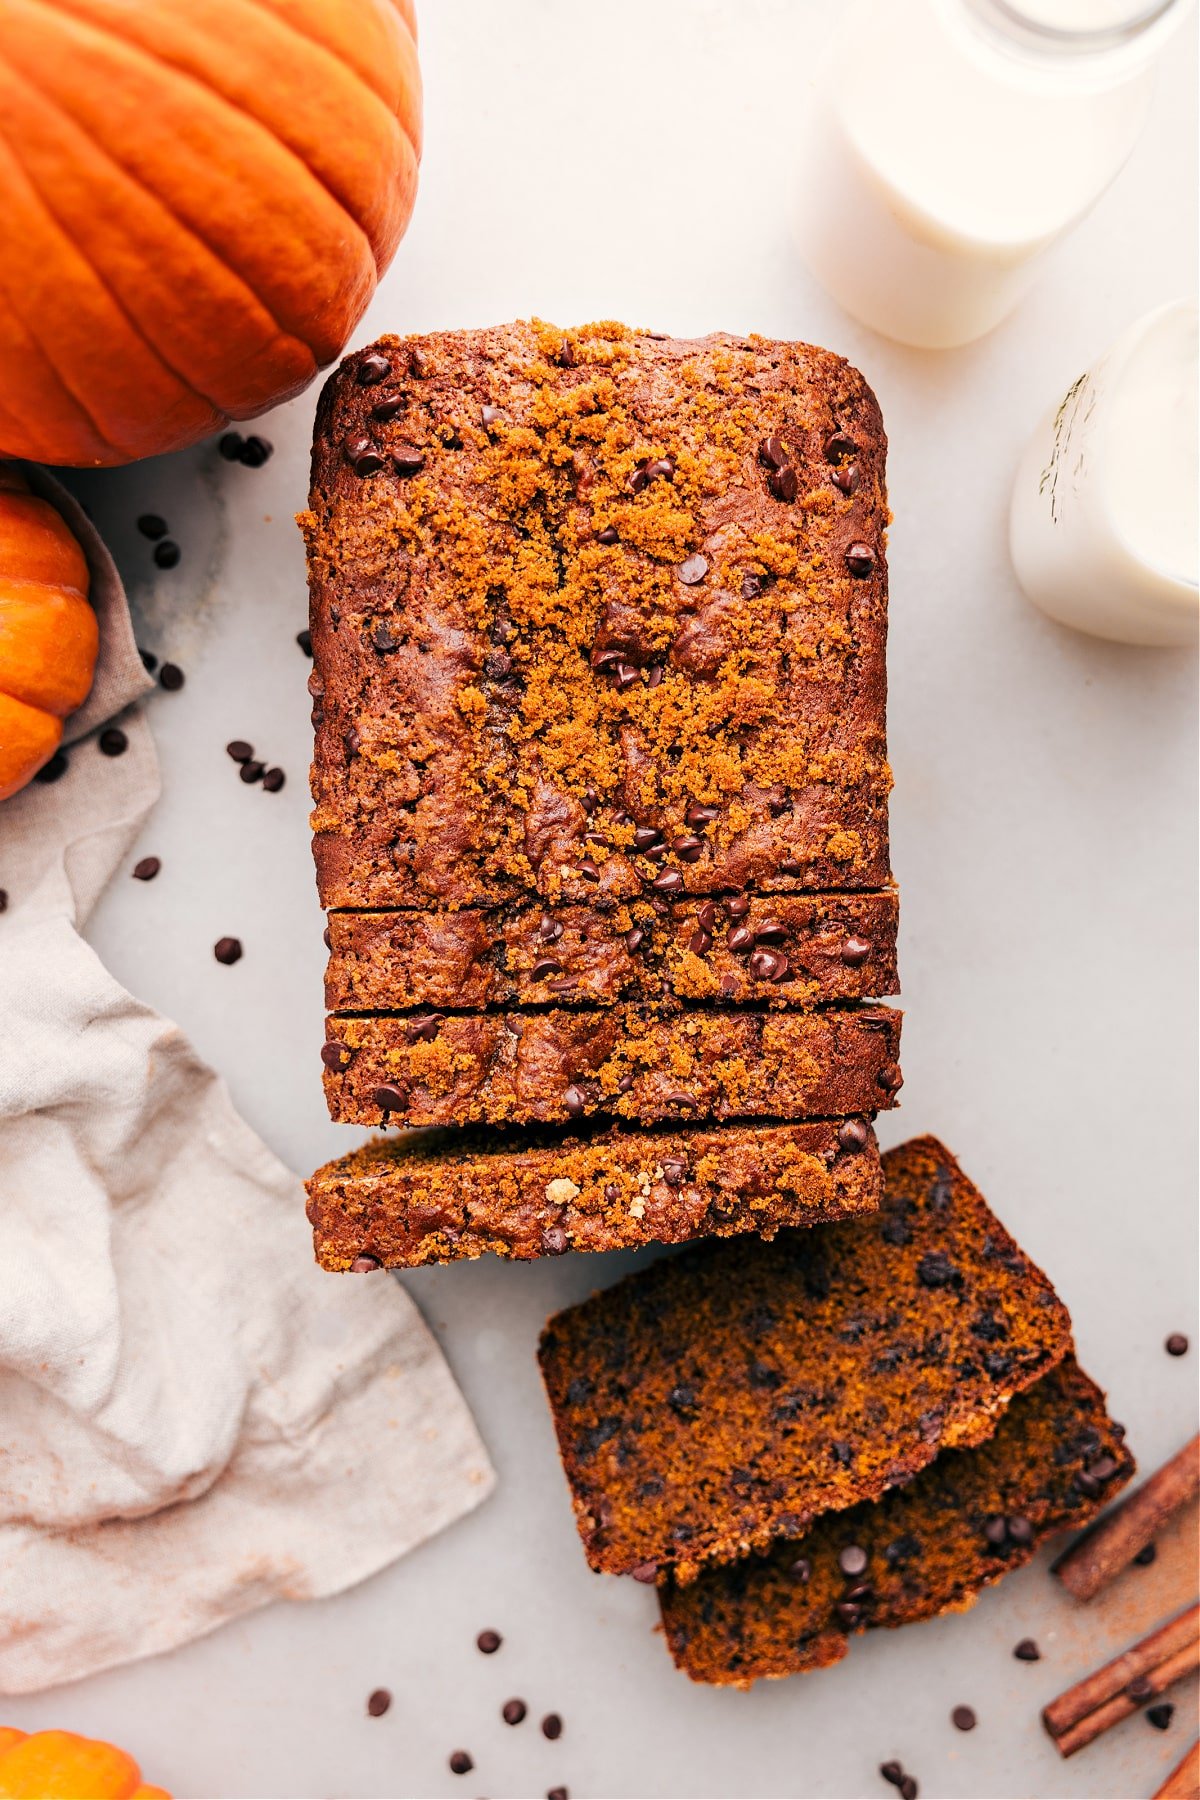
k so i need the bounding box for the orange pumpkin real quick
[0,0,422,468]
[0,1729,169,1800]
[0,464,99,799]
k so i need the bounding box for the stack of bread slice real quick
[538,1137,1134,1682]
[301,320,901,1267]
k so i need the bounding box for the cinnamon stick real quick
[1043,1604,1200,1758]
[1154,1740,1200,1800]
[1054,1434,1200,1601]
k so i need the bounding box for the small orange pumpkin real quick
[0,1728,169,1800]
[0,464,99,800]
[0,0,422,468]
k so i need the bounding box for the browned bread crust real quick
[305,1118,883,1269]
[537,1137,1073,1582]
[321,1002,902,1128]
[659,1356,1133,1685]
[303,321,890,912]
[325,889,899,1012]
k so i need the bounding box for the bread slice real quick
[659,1355,1133,1684]
[537,1137,1073,1582]
[321,1002,902,1127]
[304,321,890,912]
[324,889,899,1013]
[305,1117,883,1269]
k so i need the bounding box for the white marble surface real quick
[4,3,1198,1795]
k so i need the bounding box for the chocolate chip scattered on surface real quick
[366,1689,391,1717]
[132,857,161,881]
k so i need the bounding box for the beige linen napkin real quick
[0,470,495,1695]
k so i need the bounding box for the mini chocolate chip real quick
[877,1062,903,1092]
[767,464,798,502]
[1014,1638,1041,1661]
[1127,1675,1155,1703]
[596,524,619,544]
[614,661,641,690]
[899,1778,918,1800]
[226,740,253,763]
[669,1384,697,1414]
[407,1014,443,1042]
[983,1516,1009,1547]
[541,1713,564,1740]
[578,858,601,882]
[758,435,788,470]
[628,464,648,494]
[239,435,272,467]
[726,894,750,918]
[140,648,158,672]
[262,767,285,792]
[741,572,766,598]
[643,457,674,482]
[239,760,265,784]
[1133,1542,1157,1565]
[563,1084,587,1118]
[633,826,662,851]
[218,432,244,460]
[392,444,425,477]
[153,539,181,569]
[629,1562,658,1584]
[652,868,683,894]
[754,918,786,942]
[665,1092,697,1110]
[841,934,872,966]
[372,620,399,651]
[213,936,242,965]
[688,929,712,955]
[879,1764,904,1789]
[541,1225,569,1256]
[547,1789,569,1800]
[159,662,185,691]
[476,1629,501,1653]
[448,1751,473,1776]
[372,395,406,422]
[502,1699,527,1726]
[661,1158,686,1187]
[646,663,664,687]
[727,924,754,954]
[345,434,383,475]
[825,431,858,463]
[132,856,160,881]
[677,553,709,585]
[320,1041,349,1070]
[750,948,788,981]
[1166,1332,1189,1355]
[838,1119,870,1151]
[99,726,128,756]
[696,900,716,931]
[1006,1515,1034,1545]
[845,541,876,576]
[838,1544,868,1577]
[366,1687,391,1716]
[137,513,167,540]
[835,1600,863,1625]
[685,802,719,829]
[624,928,645,953]
[1146,1703,1175,1730]
[788,1557,812,1583]
[1086,1454,1119,1483]
[951,1706,976,1732]
[296,629,313,656]
[531,957,561,981]
[373,1083,406,1112]
[617,1073,634,1093]
[357,353,391,386]
[1074,1468,1101,1498]
[673,835,703,861]
[831,462,861,494]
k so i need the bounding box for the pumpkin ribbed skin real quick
[0,464,98,798]
[0,1729,170,1799]
[0,0,421,466]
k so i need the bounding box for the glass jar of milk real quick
[796,0,1190,347]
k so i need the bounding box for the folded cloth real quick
[0,469,495,1695]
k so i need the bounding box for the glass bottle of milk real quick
[796,0,1190,348]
